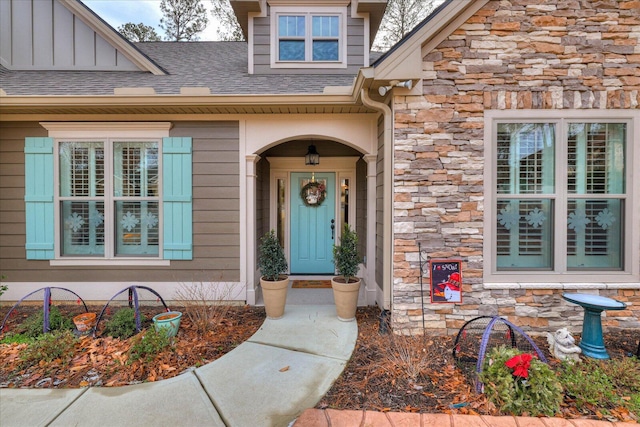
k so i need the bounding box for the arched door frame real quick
[240,114,379,305]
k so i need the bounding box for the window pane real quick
[567,123,625,194]
[279,40,305,60]
[278,15,305,37]
[496,123,555,195]
[340,178,349,231]
[496,199,553,269]
[61,201,105,256]
[59,142,104,197]
[567,199,623,269]
[114,142,158,197]
[312,16,339,37]
[312,40,338,61]
[115,201,159,256]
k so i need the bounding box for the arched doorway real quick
[240,114,380,307]
[260,140,362,276]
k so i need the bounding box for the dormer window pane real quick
[279,16,305,37]
[313,40,338,61]
[312,16,339,37]
[280,41,305,61]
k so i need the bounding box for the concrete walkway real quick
[0,304,624,427]
[0,305,357,427]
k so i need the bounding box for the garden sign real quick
[430,259,462,303]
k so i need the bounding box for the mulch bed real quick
[0,304,265,388]
[1,304,638,422]
[317,307,639,422]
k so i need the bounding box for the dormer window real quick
[271,7,347,69]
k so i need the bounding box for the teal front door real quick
[290,172,336,274]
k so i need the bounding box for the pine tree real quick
[118,23,161,42]
[160,0,209,41]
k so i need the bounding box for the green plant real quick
[18,306,73,338]
[103,308,143,339]
[333,224,362,283]
[20,330,77,367]
[479,346,562,417]
[128,327,172,363]
[258,230,288,281]
[0,333,34,345]
[0,274,7,297]
[559,357,640,415]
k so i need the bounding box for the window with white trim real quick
[59,140,160,257]
[271,7,347,68]
[25,123,193,265]
[486,114,636,280]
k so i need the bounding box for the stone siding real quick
[392,0,640,335]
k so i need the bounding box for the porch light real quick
[305,145,320,166]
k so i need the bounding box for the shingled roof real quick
[0,42,385,96]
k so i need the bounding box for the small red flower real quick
[505,353,533,378]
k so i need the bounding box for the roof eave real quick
[0,91,377,118]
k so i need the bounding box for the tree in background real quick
[373,0,443,51]
[118,23,161,42]
[160,0,209,41]
[211,0,244,41]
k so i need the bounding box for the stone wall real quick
[392,0,640,335]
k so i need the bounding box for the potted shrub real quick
[331,224,362,321]
[258,229,289,319]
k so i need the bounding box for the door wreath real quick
[300,181,326,207]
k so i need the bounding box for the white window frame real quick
[483,110,639,283]
[40,122,171,266]
[270,6,348,69]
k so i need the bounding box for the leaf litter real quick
[1,305,638,422]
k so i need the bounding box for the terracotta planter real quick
[73,312,96,332]
[260,275,289,319]
[331,277,361,322]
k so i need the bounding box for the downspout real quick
[360,88,393,312]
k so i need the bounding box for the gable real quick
[0,0,165,74]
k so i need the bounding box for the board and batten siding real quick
[0,0,139,71]
[251,5,367,75]
[0,121,240,284]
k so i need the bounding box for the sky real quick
[82,0,219,41]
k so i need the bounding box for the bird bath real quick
[562,293,626,359]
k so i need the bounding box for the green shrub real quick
[128,327,172,363]
[479,346,562,417]
[258,230,288,281]
[18,306,73,338]
[20,330,77,367]
[559,357,640,416]
[333,224,361,283]
[103,308,144,339]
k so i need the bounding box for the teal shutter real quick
[162,137,193,260]
[24,137,55,259]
